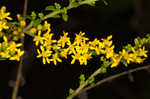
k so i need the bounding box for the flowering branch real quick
[81,64,150,94]
[67,61,112,99]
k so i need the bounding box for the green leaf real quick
[45,5,55,11]
[99,67,107,73]
[71,2,80,7]
[52,15,61,18]
[69,88,75,95]
[54,2,61,9]
[100,56,104,61]
[31,11,36,20]
[123,61,128,67]
[80,74,85,81]
[38,13,44,19]
[24,15,32,20]
[33,19,42,27]
[87,1,95,6]
[69,0,75,4]
[88,76,95,86]
[102,0,108,6]
[0,58,6,61]
[62,13,69,22]
[79,74,85,85]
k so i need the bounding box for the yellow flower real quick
[58,32,70,47]
[52,44,61,50]
[37,24,42,31]
[80,53,92,65]
[71,52,82,64]
[102,35,112,47]
[74,32,89,45]
[111,53,122,68]
[43,32,57,48]
[36,46,52,64]
[139,47,148,57]
[101,46,114,59]
[80,42,89,54]
[20,20,26,27]
[33,31,44,46]
[29,28,37,34]
[3,35,8,42]
[89,38,100,47]
[60,49,68,59]
[0,21,9,31]
[50,53,62,65]
[122,49,133,64]
[134,57,144,63]
[66,42,76,55]
[17,14,22,21]
[8,41,22,51]
[13,31,18,35]
[0,50,10,58]
[20,32,25,38]
[0,6,12,20]
[134,38,139,46]
[43,21,51,32]
[9,49,24,61]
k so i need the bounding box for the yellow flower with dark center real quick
[36,46,52,64]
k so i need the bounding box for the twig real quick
[23,0,28,17]
[80,65,150,94]
[11,0,28,99]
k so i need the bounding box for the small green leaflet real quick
[62,13,69,22]
[45,5,55,11]
[54,2,61,9]
[102,0,108,6]
[33,19,42,27]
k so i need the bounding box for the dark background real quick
[0,0,150,99]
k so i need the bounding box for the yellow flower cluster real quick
[0,6,24,61]
[33,21,148,67]
[0,6,12,32]
[0,36,24,61]
[0,6,148,67]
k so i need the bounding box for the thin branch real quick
[11,0,28,99]
[80,65,150,94]
[23,0,28,17]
